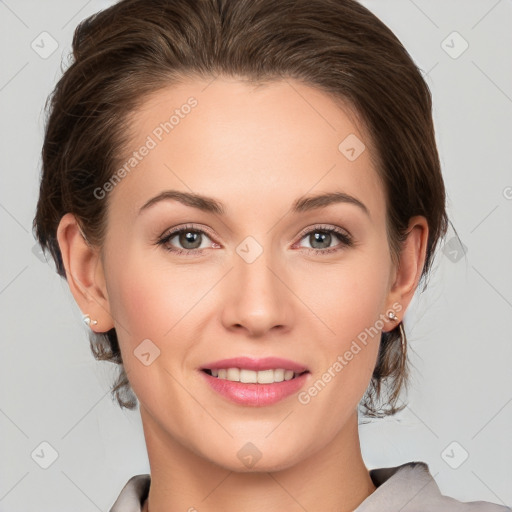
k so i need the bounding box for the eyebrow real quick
[138,189,370,217]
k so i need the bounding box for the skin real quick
[57,77,428,512]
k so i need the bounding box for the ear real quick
[56,213,114,333]
[383,215,429,331]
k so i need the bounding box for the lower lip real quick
[200,371,309,407]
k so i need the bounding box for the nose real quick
[220,248,295,338]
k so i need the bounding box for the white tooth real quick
[257,369,275,384]
[240,369,258,383]
[213,368,299,383]
[226,368,240,382]
[273,369,285,382]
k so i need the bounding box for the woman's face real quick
[96,77,407,471]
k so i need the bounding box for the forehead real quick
[107,77,386,225]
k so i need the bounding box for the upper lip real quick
[200,357,309,373]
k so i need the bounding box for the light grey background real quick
[1,0,511,510]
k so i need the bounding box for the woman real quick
[32,0,510,510]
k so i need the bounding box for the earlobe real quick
[56,213,114,332]
[385,215,429,326]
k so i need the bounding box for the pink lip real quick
[200,356,308,373]
[200,370,310,407]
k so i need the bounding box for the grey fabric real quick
[110,461,511,511]
[110,475,150,512]
[355,461,511,511]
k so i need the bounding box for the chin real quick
[217,455,300,474]
[202,439,311,474]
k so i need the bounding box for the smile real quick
[202,368,308,384]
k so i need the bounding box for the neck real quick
[140,407,376,512]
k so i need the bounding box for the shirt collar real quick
[110,461,438,512]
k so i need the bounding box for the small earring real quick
[82,314,98,327]
[387,311,399,322]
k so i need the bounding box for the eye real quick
[156,224,219,256]
[295,225,353,255]
[156,223,353,257]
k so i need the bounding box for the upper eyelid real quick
[159,223,215,239]
[295,224,351,239]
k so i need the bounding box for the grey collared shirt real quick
[110,461,511,511]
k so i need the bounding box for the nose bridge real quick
[222,239,293,335]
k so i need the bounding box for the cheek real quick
[300,246,391,401]
[104,255,183,403]
[305,250,391,344]
[105,245,193,340]
[108,268,169,340]
[104,250,215,372]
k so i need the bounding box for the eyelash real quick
[156,223,353,257]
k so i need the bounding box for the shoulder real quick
[109,465,511,512]
[109,474,150,512]
[356,461,511,512]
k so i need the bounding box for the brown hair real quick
[33,0,450,417]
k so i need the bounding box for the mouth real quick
[201,368,309,384]
[199,357,311,405]
[200,366,311,407]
